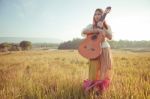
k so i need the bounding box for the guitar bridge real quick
[84,45,95,51]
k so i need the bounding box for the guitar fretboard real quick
[100,13,107,22]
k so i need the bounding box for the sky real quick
[0,0,150,41]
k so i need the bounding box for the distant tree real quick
[0,42,11,48]
[19,41,32,50]
[9,44,21,51]
[0,42,12,52]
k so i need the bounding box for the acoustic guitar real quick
[78,6,111,59]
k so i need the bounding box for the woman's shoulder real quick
[107,25,112,29]
[81,24,93,37]
[105,24,111,29]
[84,24,93,29]
[104,24,112,35]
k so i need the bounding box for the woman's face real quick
[94,11,102,22]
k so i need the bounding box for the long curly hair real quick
[93,8,108,29]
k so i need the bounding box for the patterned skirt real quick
[89,47,113,80]
[83,48,113,92]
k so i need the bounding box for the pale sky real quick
[0,0,150,41]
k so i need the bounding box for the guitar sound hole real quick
[91,48,95,51]
[92,35,97,40]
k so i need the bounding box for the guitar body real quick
[78,6,111,59]
[78,32,104,59]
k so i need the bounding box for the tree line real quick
[0,41,59,52]
[58,38,150,49]
[1,39,150,52]
[0,41,32,52]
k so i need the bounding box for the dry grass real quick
[0,50,150,99]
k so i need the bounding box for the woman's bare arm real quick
[82,28,104,35]
[104,25,112,40]
[105,32,112,40]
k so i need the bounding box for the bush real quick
[19,41,32,50]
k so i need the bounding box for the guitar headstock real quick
[104,6,111,14]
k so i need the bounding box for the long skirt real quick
[88,48,113,91]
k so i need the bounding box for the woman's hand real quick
[96,28,105,36]
[97,21,103,28]
[97,28,104,33]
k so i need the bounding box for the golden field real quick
[0,50,150,99]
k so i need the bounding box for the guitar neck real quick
[97,13,107,29]
[99,13,107,22]
[96,6,111,29]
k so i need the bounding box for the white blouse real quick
[81,24,113,48]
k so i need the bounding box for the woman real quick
[82,8,113,94]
